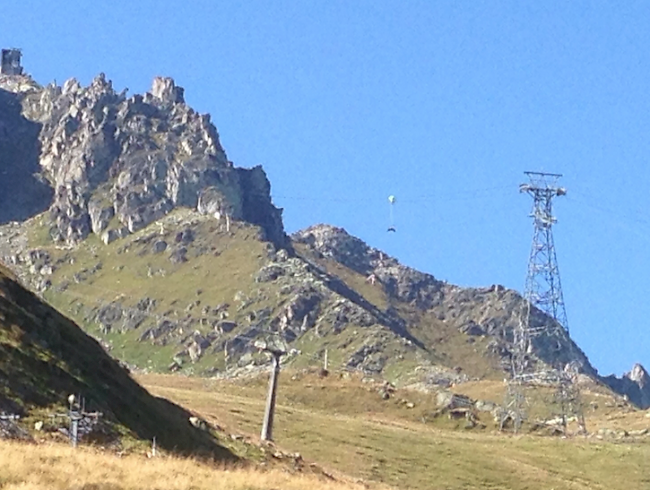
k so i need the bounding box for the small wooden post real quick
[324,349,329,372]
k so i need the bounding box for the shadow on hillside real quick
[296,252,426,350]
[0,88,53,224]
[0,270,236,461]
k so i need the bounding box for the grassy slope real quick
[21,211,440,381]
[33,210,272,373]
[0,439,376,490]
[0,262,235,459]
[22,209,598,398]
[16,212,629,417]
[139,372,650,490]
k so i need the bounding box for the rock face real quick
[0,67,640,409]
[294,224,596,376]
[0,85,53,222]
[294,224,445,308]
[0,72,286,247]
[602,363,650,409]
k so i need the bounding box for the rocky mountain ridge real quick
[295,224,650,405]
[0,72,286,247]
[0,66,647,408]
[601,363,650,408]
[294,224,594,371]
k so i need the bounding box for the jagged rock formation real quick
[0,67,645,409]
[0,72,286,247]
[602,363,650,409]
[294,224,595,375]
[294,224,445,308]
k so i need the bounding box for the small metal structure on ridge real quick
[502,171,586,435]
[0,48,23,75]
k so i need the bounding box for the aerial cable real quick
[569,191,650,229]
[400,185,512,203]
[271,184,513,204]
[566,195,650,244]
[570,190,650,227]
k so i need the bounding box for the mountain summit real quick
[0,71,286,247]
[0,62,647,408]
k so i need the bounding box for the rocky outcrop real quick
[601,363,650,409]
[433,283,596,376]
[294,224,444,308]
[1,69,641,412]
[237,166,287,246]
[294,224,597,377]
[0,73,286,247]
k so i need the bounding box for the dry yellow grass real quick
[0,439,381,490]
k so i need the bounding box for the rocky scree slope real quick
[0,72,286,248]
[0,71,646,408]
[0,262,235,458]
[1,209,625,402]
[293,225,597,372]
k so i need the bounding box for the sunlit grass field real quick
[2,371,649,490]
[138,372,650,490]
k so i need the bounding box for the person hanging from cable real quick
[387,195,396,232]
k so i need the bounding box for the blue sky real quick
[2,1,649,376]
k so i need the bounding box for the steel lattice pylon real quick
[501,172,586,435]
[521,172,569,332]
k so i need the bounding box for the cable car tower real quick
[520,172,568,332]
[502,171,585,435]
